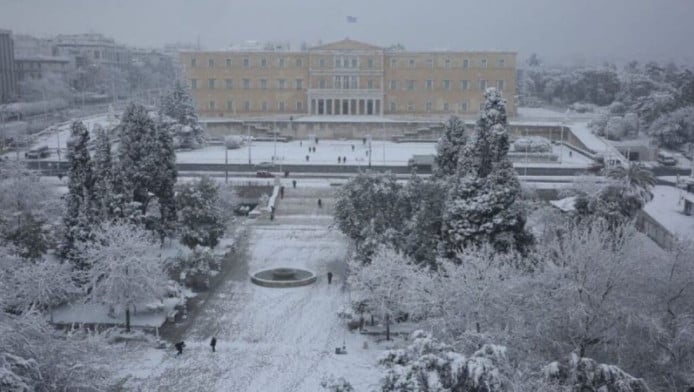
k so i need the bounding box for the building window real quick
[479,80,487,90]
[295,79,303,90]
[390,102,396,112]
[319,58,325,67]
[390,58,397,68]
[368,79,374,89]
[426,58,433,68]
[94,50,100,59]
[278,101,285,112]
[243,79,250,89]
[426,101,432,112]
[425,80,433,90]
[191,58,197,67]
[408,102,414,112]
[190,79,198,89]
[226,58,232,67]
[463,58,469,68]
[244,101,251,112]
[390,80,398,90]
[444,58,451,68]
[261,101,268,112]
[443,102,450,111]
[497,80,505,91]
[208,101,215,110]
[460,102,468,112]
[497,58,505,67]
[296,101,303,111]
[407,80,415,91]
[409,58,415,68]
[260,79,267,89]
[261,58,267,68]
[368,58,374,68]
[442,80,451,90]
[350,76,357,89]
[208,59,214,68]
[278,79,286,90]
[461,80,470,90]
[481,58,488,68]
[335,57,341,68]
[279,58,285,67]
[296,58,303,67]
[208,79,215,89]
[226,100,233,111]
[351,58,358,68]
[243,57,249,68]
[319,79,326,88]
[225,79,233,89]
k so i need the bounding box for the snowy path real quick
[121,187,381,391]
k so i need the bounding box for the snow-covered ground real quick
[117,187,383,391]
[644,185,694,240]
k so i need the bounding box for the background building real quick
[181,39,517,118]
[0,29,18,103]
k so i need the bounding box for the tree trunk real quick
[386,313,391,341]
[125,307,131,332]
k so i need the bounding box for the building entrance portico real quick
[310,95,383,116]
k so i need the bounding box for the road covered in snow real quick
[118,186,381,392]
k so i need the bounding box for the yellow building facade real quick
[180,39,516,118]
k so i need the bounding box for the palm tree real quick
[605,162,656,203]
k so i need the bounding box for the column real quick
[336,99,341,115]
[347,99,351,115]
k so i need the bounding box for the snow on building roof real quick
[644,185,694,241]
[550,196,577,212]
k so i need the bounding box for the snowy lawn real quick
[116,187,384,391]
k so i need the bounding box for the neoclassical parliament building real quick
[180,39,517,119]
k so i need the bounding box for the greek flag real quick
[346,16,357,23]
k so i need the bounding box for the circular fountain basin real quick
[250,267,317,288]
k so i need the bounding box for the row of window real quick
[190,56,507,69]
[191,78,304,90]
[389,79,504,91]
[205,100,304,112]
[191,78,504,91]
[203,99,480,113]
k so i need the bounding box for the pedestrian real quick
[270,212,275,221]
[300,141,302,147]
[210,337,217,352]
[292,179,297,188]
[351,144,355,151]
[569,150,573,157]
[284,170,289,178]
[308,146,311,153]
[318,198,322,208]
[365,150,368,156]
[343,156,347,163]
[327,271,333,284]
[280,186,285,199]
[306,155,309,162]
[362,137,366,145]
[338,156,341,163]
[315,137,319,144]
[175,341,185,356]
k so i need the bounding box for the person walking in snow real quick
[280,186,285,199]
[317,198,322,208]
[327,271,333,284]
[210,337,217,352]
[292,179,297,188]
[175,341,185,355]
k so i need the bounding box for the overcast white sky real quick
[1,0,693,65]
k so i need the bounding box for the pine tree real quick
[60,121,96,265]
[434,116,467,177]
[115,103,159,217]
[92,123,114,219]
[441,88,533,257]
[159,81,206,148]
[177,176,225,249]
[153,116,178,241]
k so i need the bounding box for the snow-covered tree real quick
[399,175,446,267]
[60,121,96,265]
[379,330,511,392]
[92,123,115,220]
[347,246,434,340]
[320,375,354,392]
[434,116,467,177]
[648,105,694,148]
[543,353,650,392]
[441,88,532,257]
[78,222,171,331]
[3,212,49,260]
[605,162,655,204]
[177,176,225,249]
[115,103,159,218]
[152,116,178,241]
[159,81,206,149]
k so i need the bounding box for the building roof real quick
[310,38,382,51]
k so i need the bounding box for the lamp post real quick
[247,124,252,165]
[224,141,229,184]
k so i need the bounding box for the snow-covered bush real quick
[166,246,219,290]
[379,330,510,392]
[513,136,552,153]
[225,135,244,149]
[159,81,206,149]
[320,375,354,392]
[544,353,650,392]
[648,105,694,148]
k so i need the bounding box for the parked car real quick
[256,171,274,178]
[255,161,275,169]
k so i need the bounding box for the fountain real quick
[251,267,316,288]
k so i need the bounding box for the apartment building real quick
[181,39,516,117]
[0,29,18,103]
